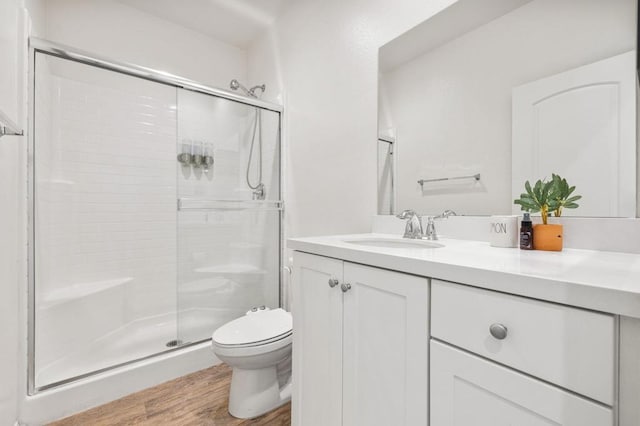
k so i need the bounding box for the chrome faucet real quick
[396,210,423,239]
[424,209,457,240]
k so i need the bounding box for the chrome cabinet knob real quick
[341,283,352,293]
[489,323,508,340]
[328,278,339,288]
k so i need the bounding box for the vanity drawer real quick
[430,340,613,426]
[431,280,615,404]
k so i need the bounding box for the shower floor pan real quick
[35,308,244,388]
[36,312,176,388]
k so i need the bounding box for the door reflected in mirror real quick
[378,0,638,217]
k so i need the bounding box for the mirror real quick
[378,0,638,217]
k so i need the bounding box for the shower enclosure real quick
[29,39,283,392]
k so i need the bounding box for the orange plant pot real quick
[533,224,563,251]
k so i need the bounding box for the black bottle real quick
[520,213,534,250]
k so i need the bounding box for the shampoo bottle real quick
[520,213,534,250]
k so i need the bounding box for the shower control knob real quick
[341,283,352,293]
[489,323,508,340]
[328,278,339,288]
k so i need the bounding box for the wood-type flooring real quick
[49,363,291,426]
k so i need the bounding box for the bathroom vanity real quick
[288,235,640,426]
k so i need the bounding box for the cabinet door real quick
[342,263,429,426]
[291,252,343,426]
[430,341,613,426]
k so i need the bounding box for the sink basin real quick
[343,238,444,249]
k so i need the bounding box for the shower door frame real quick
[27,37,285,394]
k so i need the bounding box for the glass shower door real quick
[32,52,178,389]
[176,89,282,344]
[30,47,283,392]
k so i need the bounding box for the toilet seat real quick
[214,331,292,349]
[212,308,292,348]
[213,333,292,358]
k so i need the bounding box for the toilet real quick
[212,307,292,419]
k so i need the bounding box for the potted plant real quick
[513,174,581,251]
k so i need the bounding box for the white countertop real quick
[287,233,640,318]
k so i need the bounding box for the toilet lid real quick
[212,308,292,346]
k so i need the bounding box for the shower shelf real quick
[0,109,23,138]
[38,277,133,310]
[178,198,283,211]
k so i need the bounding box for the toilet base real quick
[228,365,292,419]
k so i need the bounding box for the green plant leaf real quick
[546,173,582,216]
[525,181,533,197]
[533,180,542,197]
[515,174,582,215]
[514,197,537,210]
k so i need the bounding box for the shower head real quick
[230,79,242,91]
[229,79,265,98]
[249,84,266,97]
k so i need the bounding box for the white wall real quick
[0,0,22,126]
[42,0,247,90]
[0,131,22,424]
[381,0,636,215]
[0,0,30,423]
[247,0,460,238]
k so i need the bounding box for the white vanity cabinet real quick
[288,235,640,426]
[291,252,429,426]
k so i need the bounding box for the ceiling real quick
[117,0,294,49]
[380,0,531,72]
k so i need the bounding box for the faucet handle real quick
[396,209,418,220]
[424,210,456,241]
[435,209,457,220]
